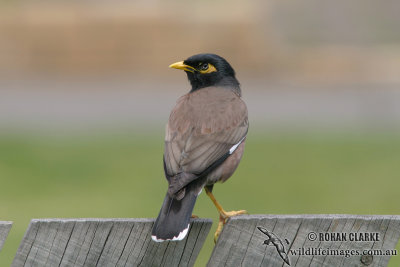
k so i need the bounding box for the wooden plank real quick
[12,218,212,267]
[208,215,400,267]
[0,221,12,252]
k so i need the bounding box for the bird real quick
[151,53,249,243]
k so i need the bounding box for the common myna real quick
[151,53,248,243]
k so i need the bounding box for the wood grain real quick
[12,218,211,267]
[208,215,400,267]
[0,221,12,252]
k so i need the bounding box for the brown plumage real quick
[152,54,249,242]
[165,86,248,193]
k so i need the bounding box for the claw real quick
[205,187,248,243]
[214,218,224,243]
[213,209,248,243]
[221,210,248,218]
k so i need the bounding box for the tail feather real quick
[151,187,198,242]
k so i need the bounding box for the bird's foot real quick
[221,209,248,219]
[214,209,248,243]
[214,219,225,243]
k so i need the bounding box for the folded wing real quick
[164,87,248,196]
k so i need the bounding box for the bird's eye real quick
[200,63,209,71]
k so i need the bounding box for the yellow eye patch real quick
[198,63,217,74]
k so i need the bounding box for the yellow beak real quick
[169,61,196,73]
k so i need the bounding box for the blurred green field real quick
[0,131,399,266]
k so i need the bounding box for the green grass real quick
[0,131,400,266]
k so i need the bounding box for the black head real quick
[169,53,240,94]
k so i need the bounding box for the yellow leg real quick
[205,187,248,243]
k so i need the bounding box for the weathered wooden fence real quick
[2,215,400,266]
[0,221,12,252]
[209,215,400,267]
[12,218,211,267]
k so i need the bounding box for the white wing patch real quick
[229,136,245,154]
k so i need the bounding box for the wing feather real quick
[164,87,248,194]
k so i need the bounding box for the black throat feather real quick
[186,72,241,96]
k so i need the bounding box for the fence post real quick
[208,214,400,267]
[0,221,12,252]
[12,218,211,267]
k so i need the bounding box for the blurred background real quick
[1,0,400,266]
